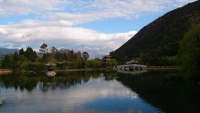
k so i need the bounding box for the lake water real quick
[0,70,200,113]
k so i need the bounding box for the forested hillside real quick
[110,1,200,64]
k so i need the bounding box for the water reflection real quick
[116,70,200,113]
[0,71,104,92]
[1,70,198,113]
[0,71,161,113]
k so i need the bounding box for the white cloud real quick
[0,27,7,34]
[0,0,196,21]
[0,0,71,15]
[1,20,137,50]
[0,0,196,50]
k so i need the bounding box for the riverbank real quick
[0,66,179,75]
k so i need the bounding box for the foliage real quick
[35,62,46,71]
[2,54,17,69]
[105,59,117,67]
[19,48,24,56]
[20,60,32,70]
[24,47,37,62]
[177,24,200,77]
[82,51,89,60]
[160,56,171,66]
[39,43,48,55]
[0,45,112,71]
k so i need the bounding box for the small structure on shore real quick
[101,55,112,66]
[45,62,56,81]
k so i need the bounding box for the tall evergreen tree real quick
[13,51,19,62]
[19,48,24,56]
[24,47,37,62]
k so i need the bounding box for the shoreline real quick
[0,66,179,75]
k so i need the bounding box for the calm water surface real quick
[0,70,199,113]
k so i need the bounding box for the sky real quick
[0,0,197,52]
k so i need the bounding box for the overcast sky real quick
[0,0,196,51]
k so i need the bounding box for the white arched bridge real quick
[117,64,147,71]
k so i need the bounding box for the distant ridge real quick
[110,1,200,62]
[0,48,19,55]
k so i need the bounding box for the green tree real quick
[160,56,171,66]
[111,59,117,67]
[177,24,200,77]
[24,47,37,62]
[91,60,101,69]
[2,54,17,69]
[19,48,24,56]
[20,60,32,70]
[13,51,19,62]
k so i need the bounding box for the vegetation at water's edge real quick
[0,44,117,71]
[177,24,200,78]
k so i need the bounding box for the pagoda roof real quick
[45,62,56,66]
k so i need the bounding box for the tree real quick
[24,47,37,62]
[50,46,58,58]
[13,51,19,62]
[160,56,171,66]
[39,43,48,55]
[19,48,24,56]
[177,24,200,77]
[2,54,17,69]
[90,60,101,69]
[82,51,89,60]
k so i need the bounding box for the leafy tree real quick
[43,53,51,62]
[20,60,32,70]
[82,51,89,60]
[50,46,58,58]
[105,59,117,67]
[90,60,101,69]
[2,54,17,69]
[177,24,200,77]
[35,62,46,71]
[39,43,48,55]
[111,59,118,67]
[160,56,171,66]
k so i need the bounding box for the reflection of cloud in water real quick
[37,76,138,112]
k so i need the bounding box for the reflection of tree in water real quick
[0,73,37,91]
[0,71,118,92]
[103,71,118,81]
[116,70,200,113]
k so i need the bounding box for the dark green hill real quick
[110,1,200,63]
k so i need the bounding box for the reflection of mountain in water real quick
[0,71,118,92]
[116,70,200,113]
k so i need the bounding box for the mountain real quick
[0,48,19,55]
[110,1,200,62]
[75,45,112,59]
